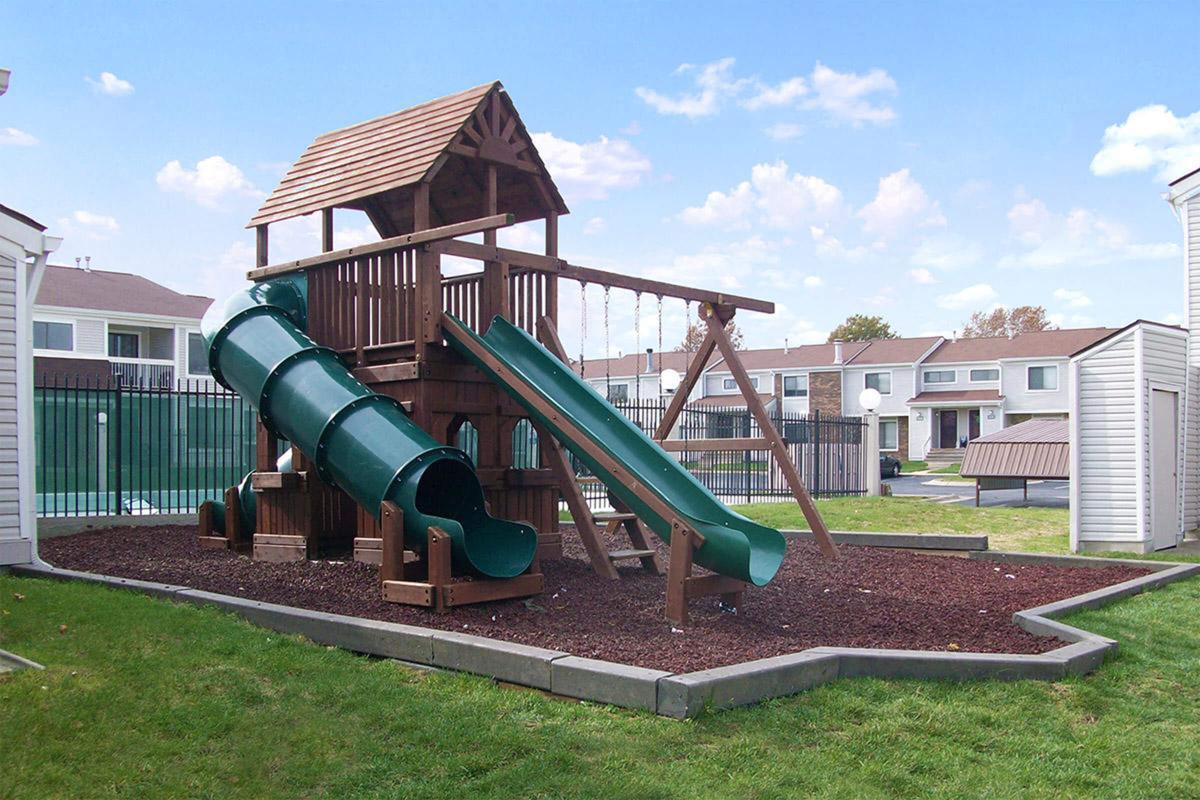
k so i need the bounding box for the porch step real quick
[608,549,657,561]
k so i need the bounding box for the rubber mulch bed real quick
[39,524,1150,673]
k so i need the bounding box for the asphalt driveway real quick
[885,473,1069,508]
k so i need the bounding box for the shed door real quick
[1150,389,1179,550]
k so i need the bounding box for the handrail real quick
[246,213,516,281]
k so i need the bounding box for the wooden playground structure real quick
[198,81,837,624]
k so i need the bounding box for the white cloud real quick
[1053,288,1092,308]
[908,267,936,285]
[583,216,607,235]
[742,76,808,110]
[620,121,642,136]
[803,275,824,288]
[864,286,898,307]
[57,210,120,240]
[678,182,755,228]
[636,59,897,125]
[1000,198,1179,268]
[0,127,38,146]
[810,225,869,261]
[531,132,651,202]
[910,235,982,270]
[805,62,897,125]
[937,283,996,310]
[763,122,805,141]
[194,240,256,301]
[1162,312,1184,326]
[752,162,845,229]
[156,156,263,209]
[643,236,783,293]
[497,221,544,251]
[86,71,134,96]
[1090,104,1200,182]
[635,58,749,118]
[858,168,945,238]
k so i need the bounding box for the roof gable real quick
[925,327,1117,363]
[248,82,567,234]
[35,265,213,319]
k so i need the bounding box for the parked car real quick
[880,454,901,479]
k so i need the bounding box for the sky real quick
[3,0,1199,360]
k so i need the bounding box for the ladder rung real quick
[593,512,637,522]
[608,549,656,560]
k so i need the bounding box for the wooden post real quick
[427,527,451,613]
[255,418,278,472]
[380,502,405,583]
[483,164,498,247]
[702,303,839,558]
[666,523,694,626]
[545,213,559,323]
[321,208,334,253]
[224,485,243,550]
[255,225,269,268]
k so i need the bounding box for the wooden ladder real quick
[593,495,665,575]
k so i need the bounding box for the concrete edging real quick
[9,552,1198,718]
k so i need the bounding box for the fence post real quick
[812,409,820,498]
[113,381,122,515]
[96,412,108,495]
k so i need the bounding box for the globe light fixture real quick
[660,368,682,393]
[858,387,882,413]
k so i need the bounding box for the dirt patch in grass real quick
[40,524,1149,673]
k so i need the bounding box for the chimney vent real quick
[833,339,844,365]
[645,348,654,373]
[75,257,81,269]
[783,337,789,355]
[84,256,92,272]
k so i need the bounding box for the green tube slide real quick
[201,279,536,578]
[443,315,788,586]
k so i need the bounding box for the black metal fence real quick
[35,376,257,517]
[568,401,868,507]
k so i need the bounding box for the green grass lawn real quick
[899,460,928,473]
[2,570,1199,798]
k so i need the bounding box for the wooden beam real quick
[559,264,775,315]
[483,164,498,247]
[702,304,838,558]
[652,329,718,441]
[435,238,564,273]
[658,437,777,452]
[380,501,405,583]
[246,213,515,280]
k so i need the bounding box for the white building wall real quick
[1185,198,1200,530]
[1002,359,1070,413]
[75,317,105,355]
[842,365,913,416]
[1072,332,1141,549]
[0,256,19,536]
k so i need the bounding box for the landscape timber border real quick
[9,551,1197,718]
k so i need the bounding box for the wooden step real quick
[593,512,637,523]
[608,549,656,561]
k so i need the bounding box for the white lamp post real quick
[859,388,882,497]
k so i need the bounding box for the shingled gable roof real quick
[843,336,943,366]
[248,82,568,233]
[924,327,1117,363]
[35,265,213,319]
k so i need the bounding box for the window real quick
[880,419,898,451]
[864,372,891,395]
[187,333,209,376]
[969,368,999,382]
[33,321,72,351]
[783,375,808,398]
[722,376,758,391]
[1028,365,1058,391]
[606,383,629,403]
[924,370,956,384]
[108,331,139,358]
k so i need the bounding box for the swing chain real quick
[603,286,611,395]
[634,292,642,402]
[579,281,587,377]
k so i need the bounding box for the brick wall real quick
[809,371,842,416]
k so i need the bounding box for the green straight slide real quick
[444,315,788,586]
[201,279,536,578]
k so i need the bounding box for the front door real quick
[968,409,980,441]
[1150,389,1180,550]
[939,410,958,448]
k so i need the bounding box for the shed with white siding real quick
[1070,321,1187,553]
[0,204,58,565]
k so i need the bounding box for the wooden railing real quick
[442,272,484,333]
[507,268,549,336]
[307,247,419,357]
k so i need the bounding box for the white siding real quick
[1141,326,1187,539]
[1003,359,1070,413]
[75,317,105,354]
[0,258,17,535]
[843,366,913,416]
[1073,333,1141,544]
[1185,198,1200,530]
